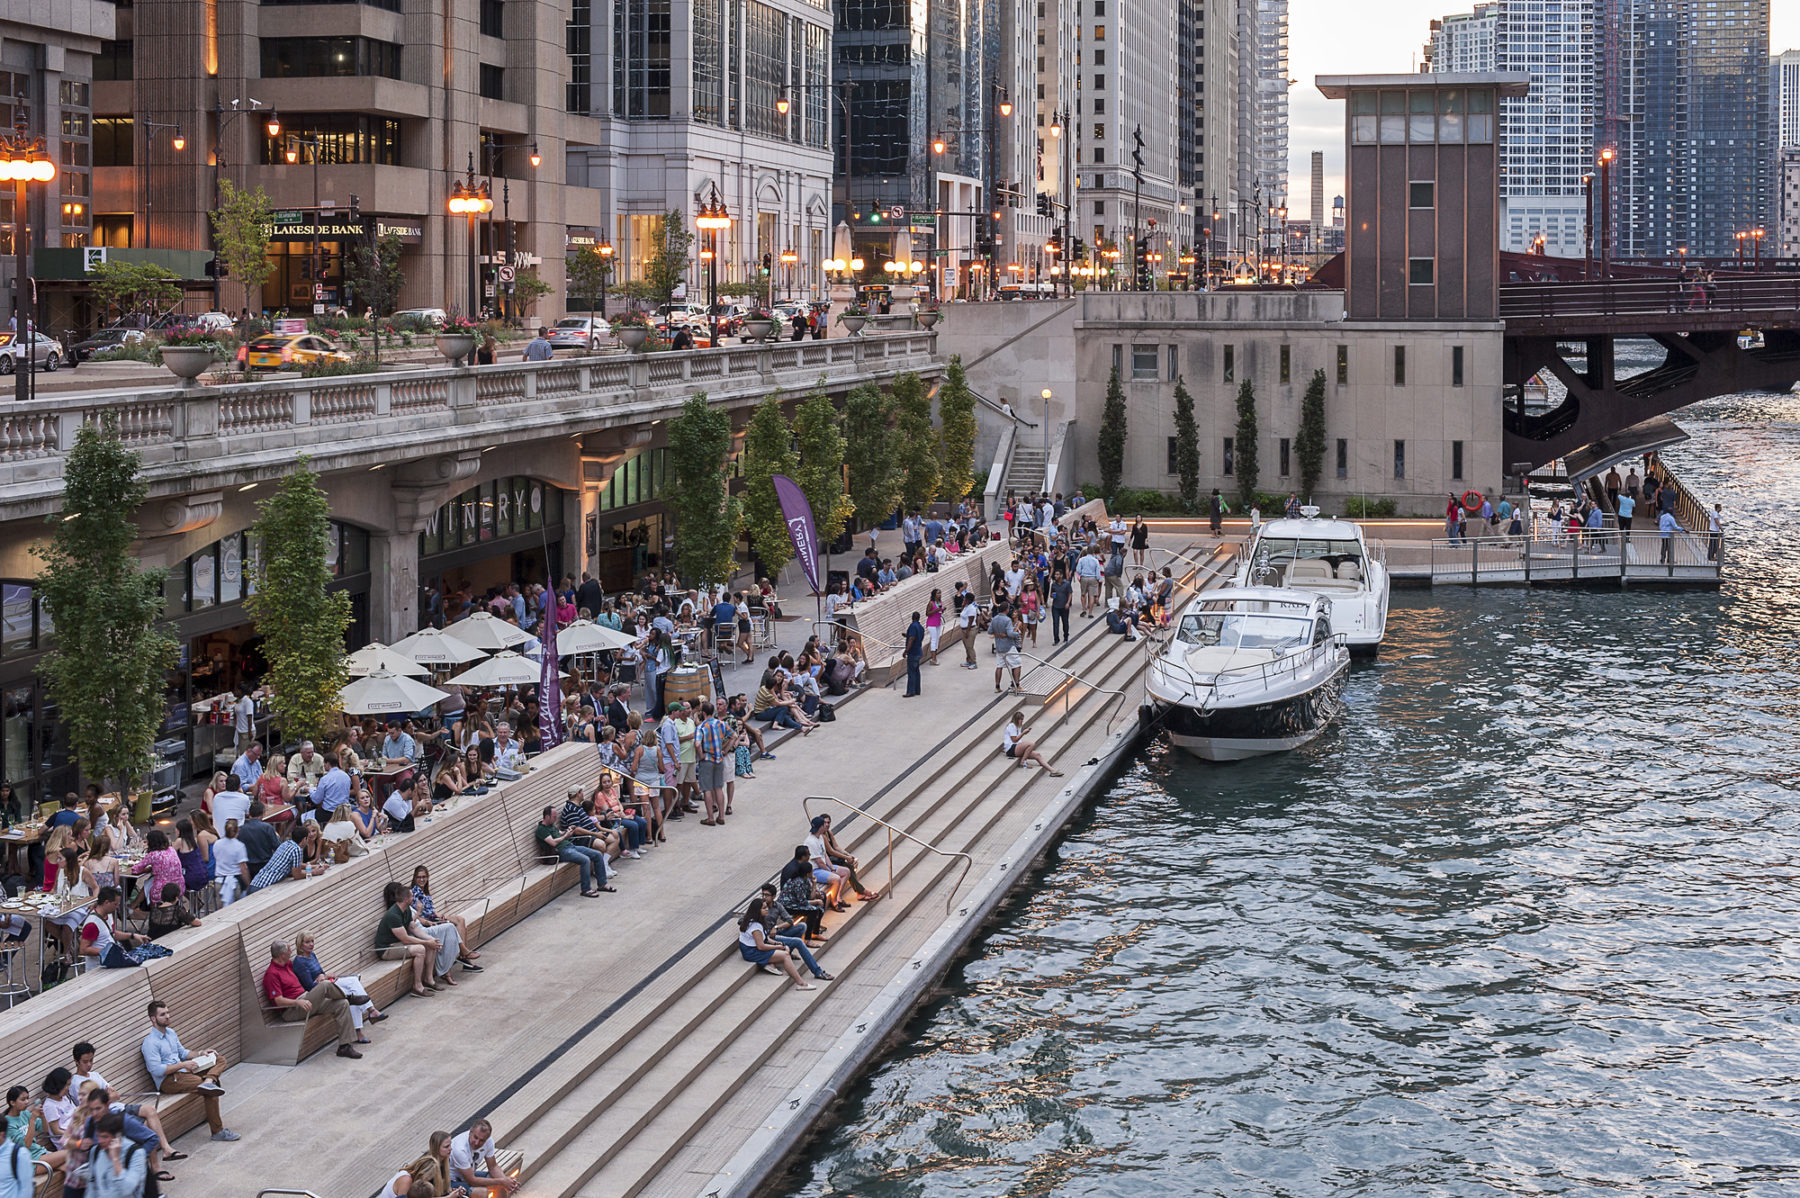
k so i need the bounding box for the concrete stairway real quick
[1004,442,1048,494]
[481,558,1209,1198]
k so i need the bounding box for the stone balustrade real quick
[0,333,939,520]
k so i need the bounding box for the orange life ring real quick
[1462,489,1484,511]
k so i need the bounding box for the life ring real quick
[1461,489,1484,511]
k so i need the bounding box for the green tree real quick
[1234,377,1260,508]
[792,385,853,548]
[666,392,742,586]
[740,393,797,577]
[843,383,901,531]
[34,416,179,795]
[86,260,181,321]
[644,210,695,307]
[567,247,613,316]
[510,266,553,318]
[1172,375,1199,511]
[891,372,941,512]
[1295,368,1328,500]
[348,231,405,362]
[244,461,352,744]
[935,355,978,502]
[1097,366,1128,499]
[209,178,275,307]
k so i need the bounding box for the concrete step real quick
[503,623,1152,1198]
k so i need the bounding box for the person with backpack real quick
[83,1114,146,1198]
[1208,489,1226,536]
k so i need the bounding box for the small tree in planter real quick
[510,267,553,320]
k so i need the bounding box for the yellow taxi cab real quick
[245,333,350,369]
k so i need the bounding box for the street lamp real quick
[478,136,541,319]
[1582,172,1594,276]
[448,165,494,320]
[284,134,325,313]
[209,98,280,307]
[1,122,56,404]
[139,120,184,249]
[1597,147,1615,278]
[780,248,797,299]
[695,184,732,345]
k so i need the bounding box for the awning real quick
[1565,414,1691,483]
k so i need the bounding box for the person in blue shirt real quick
[1616,490,1637,533]
[230,743,264,791]
[311,756,353,816]
[140,1001,238,1141]
[45,794,82,831]
[380,720,419,766]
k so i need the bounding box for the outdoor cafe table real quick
[0,890,93,997]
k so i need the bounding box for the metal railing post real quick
[1471,537,1479,585]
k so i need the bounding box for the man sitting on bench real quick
[139,1001,240,1142]
[375,882,461,997]
[449,1118,519,1196]
[262,939,366,1059]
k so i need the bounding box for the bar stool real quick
[0,941,31,1008]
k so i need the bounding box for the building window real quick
[481,0,504,35]
[1279,343,1290,383]
[614,0,672,118]
[480,63,505,99]
[1393,345,1406,385]
[1093,147,1104,163]
[1093,24,1105,38]
[93,40,134,81]
[1393,440,1406,479]
[1112,344,1123,377]
[1335,344,1347,384]
[1130,344,1157,380]
[1167,436,1179,474]
[1452,345,1464,386]
[1408,258,1434,285]
[1452,440,1464,480]
[1222,437,1234,476]
[1094,74,1105,90]
[1279,438,1291,477]
[92,118,133,167]
[1168,346,1178,381]
[1409,181,1434,208]
[1222,344,1234,383]
[260,114,403,166]
[1336,438,1347,478]
[260,37,402,79]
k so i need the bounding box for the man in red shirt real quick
[262,940,363,1059]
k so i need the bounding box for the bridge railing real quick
[1499,275,1800,323]
[0,332,937,505]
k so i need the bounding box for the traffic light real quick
[761,252,772,275]
[1036,194,1051,218]
[1072,237,1086,260]
[869,211,883,223]
[1134,236,1151,290]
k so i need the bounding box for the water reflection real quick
[783,393,1800,1197]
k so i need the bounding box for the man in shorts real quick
[1075,547,1103,617]
[989,602,1023,692]
[694,701,732,825]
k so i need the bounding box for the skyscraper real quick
[1256,0,1289,208]
[1077,0,1181,276]
[1774,48,1800,149]
[1424,4,1498,74]
[1178,0,1238,270]
[1497,0,1595,256]
[1607,0,1771,259]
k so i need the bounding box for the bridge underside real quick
[1503,329,1800,471]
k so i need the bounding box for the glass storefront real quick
[418,477,571,627]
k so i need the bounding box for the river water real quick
[781,390,1800,1197]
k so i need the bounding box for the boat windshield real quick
[1175,611,1312,651]
[1255,537,1362,565]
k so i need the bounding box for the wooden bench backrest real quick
[0,741,595,1130]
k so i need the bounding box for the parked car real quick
[545,317,613,351]
[0,331,65,373]
[244,333,350,369]
[655,302,709,323]
[193,311,236,331]
[392,307,449,327]
[70,327,150,362]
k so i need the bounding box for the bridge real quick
[1495,257,1800,470]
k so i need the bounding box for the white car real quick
[393,307,449,327]
[0,331,65,373]
[193,311,235,331]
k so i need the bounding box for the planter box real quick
[434,333,478,366]
[160,346,216,387]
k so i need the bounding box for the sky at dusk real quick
[1286,0,1800,209]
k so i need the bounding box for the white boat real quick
[1145,587,1350,762]
[1232,507,1389,654]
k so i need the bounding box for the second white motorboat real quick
[1144,586,1351,762]
[1233,507,1390,655]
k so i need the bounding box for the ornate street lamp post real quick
[695,184,732,345]
[448,159,494,319]
[1,123,57,404]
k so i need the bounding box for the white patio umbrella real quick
[344,642,428,678]
[446,611,533,652]
[556,619,641,655]
[388,626,486,666]
[444,650,557,688]
[339,669,450,716]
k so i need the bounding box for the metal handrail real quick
[803,794,972,916]
[1014,648,1133,736]
[257,1191,325,1198]
[1149,629,1347,705]
[808,618,904,656]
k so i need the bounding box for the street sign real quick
[909,214,936,230]
[322,199,336,215]
[497,264,516,283]
[943,266,958,288]
[312,304,325,315]
[272,210,303,225]
[888,205,905,221]
[313,283,325,300]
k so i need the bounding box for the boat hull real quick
[1156,666,1346,761]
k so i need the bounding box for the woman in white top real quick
[212,820,250,906]
[378,1169,437,1197]
[803,817,850,910]
[736,898,815,990]
[1000,710,1062,776]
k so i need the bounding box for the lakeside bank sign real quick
[263,211,425,243]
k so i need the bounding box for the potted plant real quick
[613,309,653,350]
[913,301,941,330]
[433,314,481,366]
[837,302,869,336]
[742,305,778,342]
[157,329,222,386]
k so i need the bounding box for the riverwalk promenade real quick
[140,537,1219,1198]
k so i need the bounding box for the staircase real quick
[1003,442,1048,494]
[478,553,1223,1198]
